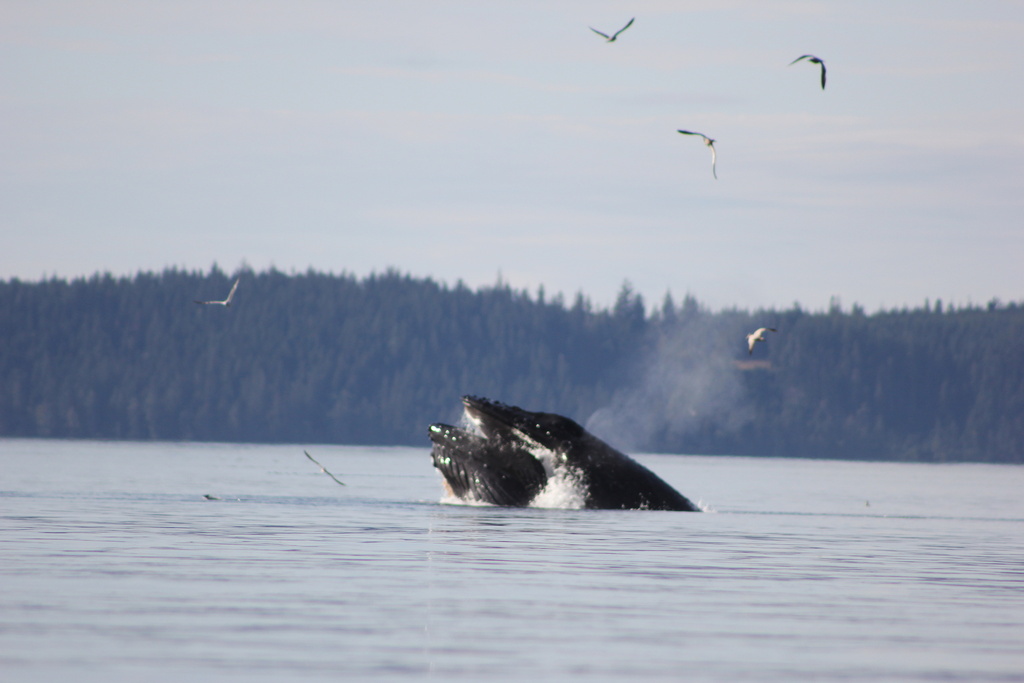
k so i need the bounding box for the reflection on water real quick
[1,439,1023,682]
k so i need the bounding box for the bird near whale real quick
[789,54,826,90]
[194,278,240,306]
[589,17,634,43]
[304,450,346,487]
[746,327,777,354]
[428,396,700,511]
[677,130,717,179]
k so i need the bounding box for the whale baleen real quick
[429,396,701,511]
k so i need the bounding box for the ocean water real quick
[2,439,1023,682]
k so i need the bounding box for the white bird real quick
[789,54,826,90]
[677,130,717,179]
[194,278,239,306]
[305,450,346,487]
[746,327,777,355]
[590,17,634,42]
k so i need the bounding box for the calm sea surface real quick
[2,439,1023,682]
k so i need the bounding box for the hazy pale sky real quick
[3,1,1022,311]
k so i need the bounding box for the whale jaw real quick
[428,423,547,507]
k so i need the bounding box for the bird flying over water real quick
[194,278,239,306]
[590,17,634,42]
[746,327,777,355]
[304,450,346,487]
[789,54,826,90]
[677,130,717,179]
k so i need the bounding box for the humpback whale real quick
[429,396,700,511]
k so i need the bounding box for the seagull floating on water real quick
[789,54,826,90]
[590,17,634,42]
[746,327,777,355]
[194,278,239,307]
[677,130,717,179]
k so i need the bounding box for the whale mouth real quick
[428,419,549,507]
[462,396,530,441]
[461,395,580,453]
[462,395,508,422]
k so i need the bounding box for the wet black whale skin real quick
[428,396,700,512]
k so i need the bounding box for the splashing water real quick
[435,432,588,509]
[529,467,587,510]
[437,468,586,510]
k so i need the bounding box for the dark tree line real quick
[1,267,1022,462]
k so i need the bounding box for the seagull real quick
[590,17,634,42]
[194,278,239,306]
[677,130,717,179]
[746,327,777,355]
[305,450,346,487]
[789,54,826,90]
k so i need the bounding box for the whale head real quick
[461,395,587,457]
[429,396,701,511]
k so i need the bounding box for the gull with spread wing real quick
[194,278,240,307]
[746,327,777,355]
[677,130,717,179]
[789,54,826,90]
[590,17,634,42]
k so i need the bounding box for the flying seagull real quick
[746,327,777,355]
[590,17,634,42]
[304,450,346,487]
[194,278,240,306]
[789,54,826,90]
[677,130,717,179]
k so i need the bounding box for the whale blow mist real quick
[585,315,754,453]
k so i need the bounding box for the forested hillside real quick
[2,267,1022,462]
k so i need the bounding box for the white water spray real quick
[585,316,754,452]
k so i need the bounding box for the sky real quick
[3,1,1023,312]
